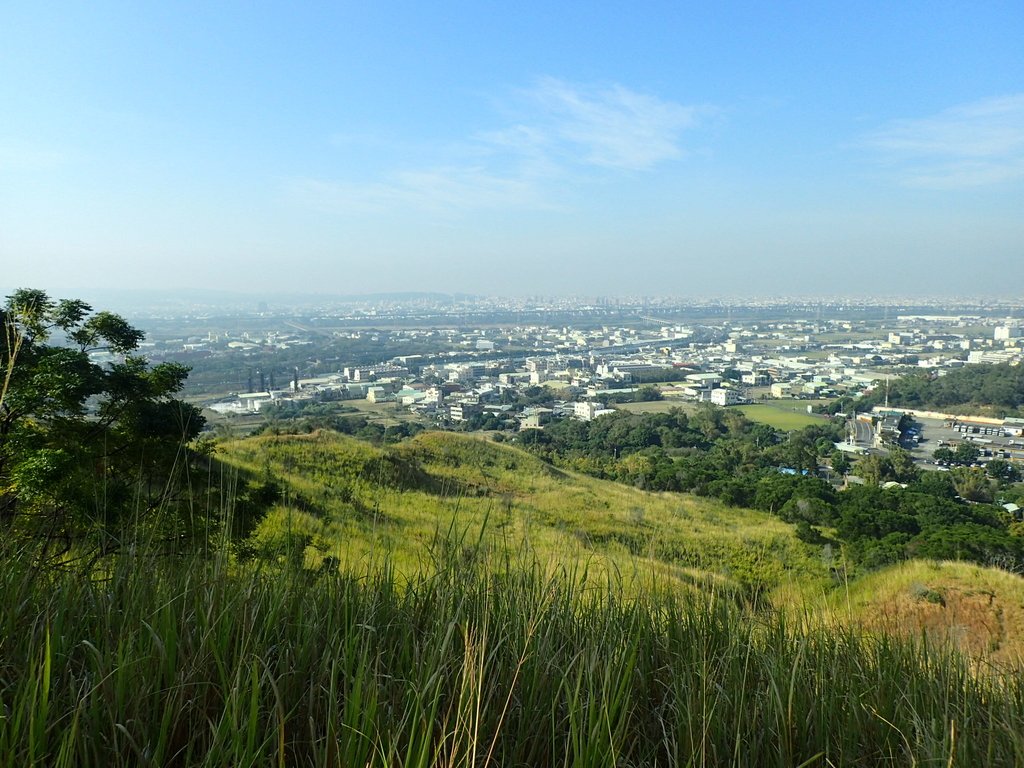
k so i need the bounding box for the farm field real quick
[337,396,428,425]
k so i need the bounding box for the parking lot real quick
[903,416,1024,468]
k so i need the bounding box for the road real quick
[853,419,874,446]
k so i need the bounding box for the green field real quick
[737,402,830,430]
[612,399,697,415]
[614,398,834,430]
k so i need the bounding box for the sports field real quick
[736,402,829,430]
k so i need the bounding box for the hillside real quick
[858,362,1024,416]
[822,560,1024,665]
[217,429,1024,666]
[5,428,1024,764]
[217,430,830,599]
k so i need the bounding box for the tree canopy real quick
[858,364,1024,415]
[1,289,206,563]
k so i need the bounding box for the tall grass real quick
[1,540,1022,766]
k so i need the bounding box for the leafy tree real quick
[953,442,981,465]
[985,459,1021,485]
[857,364,1024,415]
[830,450,851,476]
[906,470,956,500]
[887,447,920,483]
[1,289,205,563]
[950,467,995,503]
[853,454,891,486]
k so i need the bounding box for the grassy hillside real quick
[4,549,1023,766]
[821,560,1024,665]
[217,429,1024,668]
[5,429,1024,764]
[217,430,830,599]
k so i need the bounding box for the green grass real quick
[613,399,698,415]
[614,399,834,430]
[4,427,1024,765]
[737,402,830,430]
[2,542,1024,766]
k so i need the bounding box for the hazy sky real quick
[2,2,1023,299]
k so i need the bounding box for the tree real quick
[887,447,920,483]
[950,467,995,503]
[985,459,1021,485]
[1,289,206,563]
[953,442,981,466]
[830,450,852,476]
[853,454,891,486]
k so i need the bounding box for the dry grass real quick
[819,560,1024,666]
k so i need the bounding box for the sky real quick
[2,1,1023,300]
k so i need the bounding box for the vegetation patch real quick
[1,547,1022,767]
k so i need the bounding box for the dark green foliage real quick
[986,458,1021,483]
[597,384,664,404]
[954,442,981,465]
[516,401,1023,574]
[830,450,852,475]
[858,363,1024,415]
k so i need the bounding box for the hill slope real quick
[217,430,829,598]
[218,429,1024,664]
[822,560,1024,665]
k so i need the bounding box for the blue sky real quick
[2,1,1022,298]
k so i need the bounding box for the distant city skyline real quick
[2,2,1022,298]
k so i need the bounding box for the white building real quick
[366,386,390,403]
[711,388,746,406]
[770,382,794,398]
[572,400,616,421]
[968,350,1021,365]
[686,372,722,388]
[995,325,1022,341]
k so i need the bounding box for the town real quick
[125,295,1024,471]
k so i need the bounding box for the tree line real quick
[856,363,1024,415]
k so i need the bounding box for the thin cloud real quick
[522,77,709,170]
[864,94,1024,188]
[294,78,710,215]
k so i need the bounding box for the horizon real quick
[5,285,1024,321]
[3,2,1023,297]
